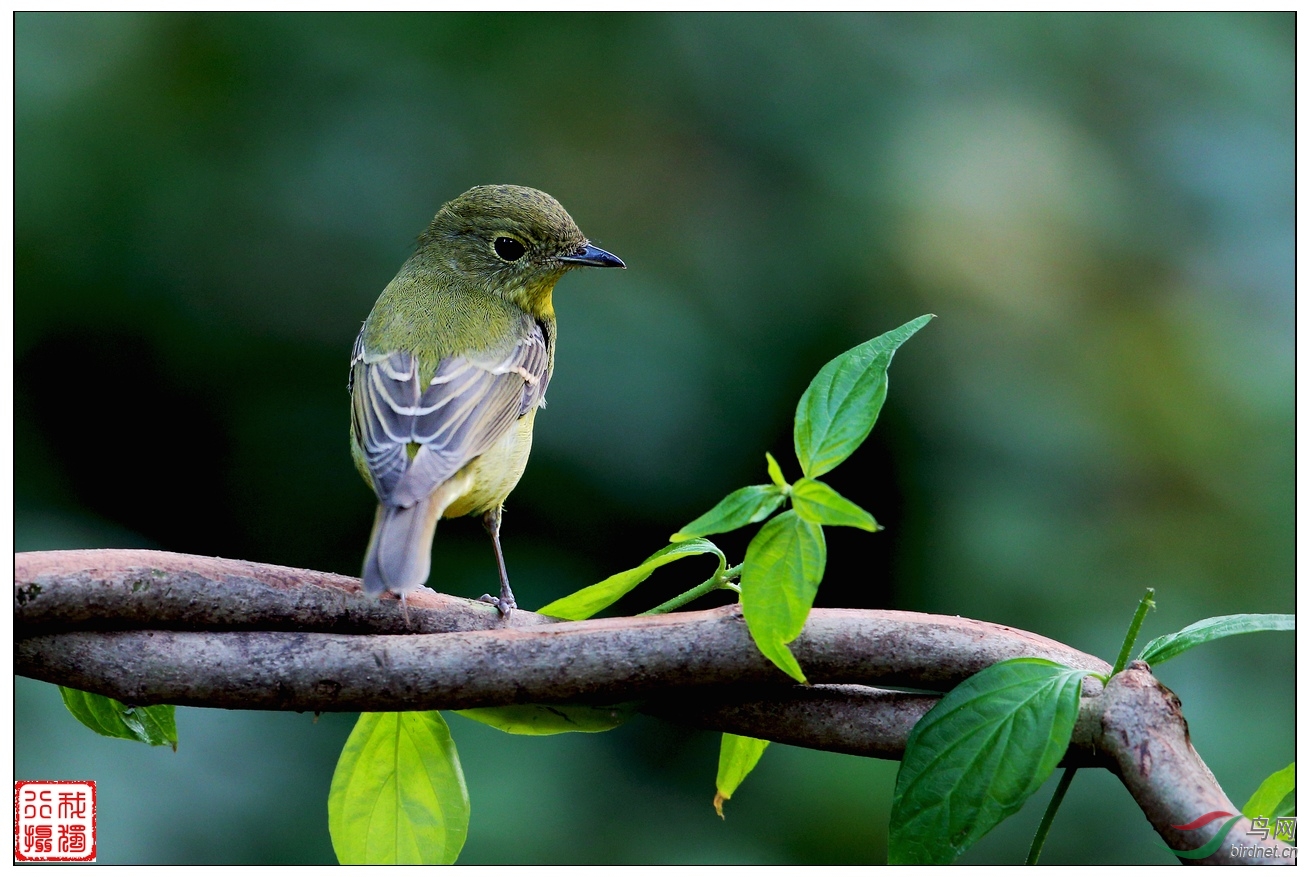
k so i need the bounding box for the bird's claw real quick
[478,593,516,617]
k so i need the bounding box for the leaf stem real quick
[1026,766,1077,865]
[1112,587,1156,676]
[1027,588,1156,864]
[640,564,743,615]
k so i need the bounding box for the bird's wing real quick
[350,321,550,507]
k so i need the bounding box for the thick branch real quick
[1078,666,1295,864]
[15,549,1109,702]
[14,551,1103,686]
[654,684,1116,768]
[15,605,1108,710]
[14,550,1287,865]
[647,684,940,761]
[14,549,550,636]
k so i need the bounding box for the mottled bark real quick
[14,550,1290,864]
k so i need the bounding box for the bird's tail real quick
[362,500,443,596]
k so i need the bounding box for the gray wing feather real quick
[350,322,550,508]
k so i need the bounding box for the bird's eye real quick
[493,237,526,262]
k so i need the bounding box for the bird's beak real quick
[558,243,625,269]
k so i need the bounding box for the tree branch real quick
[14,549,1109,704]
[13,550,1291,864]
[1075,666,1294,864]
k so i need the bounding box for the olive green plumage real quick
[349,185,623,612]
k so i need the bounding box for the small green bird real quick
[349,185,624,614]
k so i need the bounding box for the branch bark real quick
[14,550,1291,865]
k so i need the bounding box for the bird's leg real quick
[399,592,411,628]
[477,505,517,616]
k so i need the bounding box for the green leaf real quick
[791,478,879,531]
[794,314,933,478]
[765,452,788,489]
[670,486,786,542]
[1243,763,1295,819]
[1137,614,1294,667]
[60,686,177,749]
[538,539,725,620]
[740,510,826,683]
[328,712,469,865]
[713,733,770,818]
[454,703,636,736]
[889,658,1089,865]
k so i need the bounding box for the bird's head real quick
[419,185,624,311]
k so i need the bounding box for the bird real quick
[349,184,624,615]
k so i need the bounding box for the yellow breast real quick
[441,409,538,519]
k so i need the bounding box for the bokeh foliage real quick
[15,12,1292,864]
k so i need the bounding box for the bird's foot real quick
[477,593,517,617]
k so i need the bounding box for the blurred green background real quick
[15,12,1293,864]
